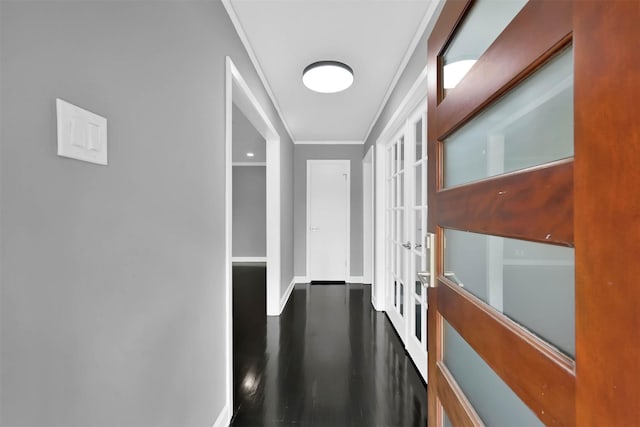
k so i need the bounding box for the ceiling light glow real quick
[303,61,354,93]
[443,59,477,89]
[246,152,254,157]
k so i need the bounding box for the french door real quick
[426,1,640,426]
[385,101,428,381]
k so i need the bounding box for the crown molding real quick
[222,0,296,143]
[295,140,364,145]
[362,0,445,144]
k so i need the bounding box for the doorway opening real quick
[363,146,374,286]
[225,57,281,421]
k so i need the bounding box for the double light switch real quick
[56,98,107,165]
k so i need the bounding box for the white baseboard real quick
[371,294,383,311]
[212,404,230,427]
[232,256,267,263]
[278,277,296,314]
[294,276,365,283]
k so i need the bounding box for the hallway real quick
[232,265,427,427]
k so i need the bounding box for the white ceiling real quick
[225,0,438,142]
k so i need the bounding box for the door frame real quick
[306,159,351,282]
[362,146,374,285]
[375,65,428,312]
[225,56,281,420]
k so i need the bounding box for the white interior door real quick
[386,133,407,336]
[384,101,428,382]
[307,160,350,281]
[405,106,428,381]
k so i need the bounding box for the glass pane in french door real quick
[386,137,405,318]
[386,145,396,311]
[396,136,405,318]
[410,110,427,349]
[385,105,428,382]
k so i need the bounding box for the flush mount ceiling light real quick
[443,59,477,89]
[246,152,254,157]
[303,61,354,93]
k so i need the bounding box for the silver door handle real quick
[401,242,411,249]
[414,243,422,249]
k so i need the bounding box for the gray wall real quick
[294,145,364,278]
[364,0,444,152]
[233,167,266,258]
[0,2,294,426]
[364,30,429,152]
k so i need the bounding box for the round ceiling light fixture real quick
[303,61,354,93]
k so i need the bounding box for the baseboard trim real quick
[371,294,383,312]
[232,256,267,263]
[278,277,296,314]
[296,276,365,283]
[211,404,230,427]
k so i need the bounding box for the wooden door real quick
[426,1,640,426]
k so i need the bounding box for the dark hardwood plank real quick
[436,0,573,139]
[438,278,575,427]
[435,159,574,246]
[232,265,428,427]
[574,1,640,425]
[436,362,484,427]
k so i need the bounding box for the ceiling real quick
[225,0,438,143]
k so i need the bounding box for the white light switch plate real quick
[56,98,107,165]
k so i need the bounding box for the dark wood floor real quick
[231,265,428,427]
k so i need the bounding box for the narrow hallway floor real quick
[231,265,428,427]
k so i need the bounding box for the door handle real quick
[401,242,411,249]
[414,243,422,249]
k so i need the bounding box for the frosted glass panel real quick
[444,229,575,357]
[443,409,453,427]
[444,47,573,187]
[442,0,528,90]
[444,321,544,427]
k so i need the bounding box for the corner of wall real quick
[211,404,230,427]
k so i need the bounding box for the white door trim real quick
[306,159,351,282]
[363,146,374,286]
[225,56,282,424]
